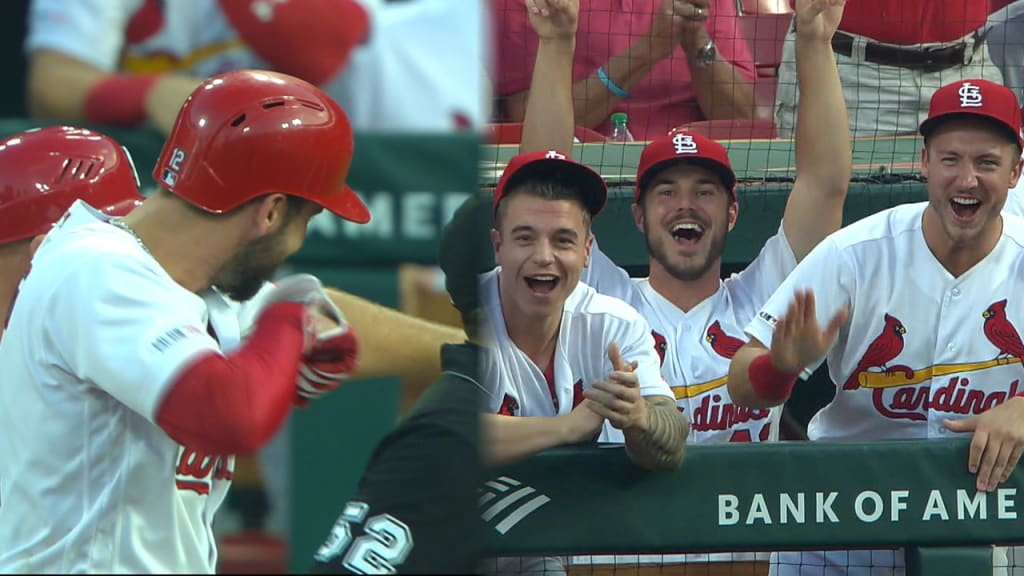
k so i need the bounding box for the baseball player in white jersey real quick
[479,149,688,469]
[0,71,368,573]
[515,0,851,570]
[25,0,489,134]
[477,148,688,576]
[728,78,1024,575]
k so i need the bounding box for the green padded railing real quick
[484,440,1023,575]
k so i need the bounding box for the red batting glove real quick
[294,326,360,407]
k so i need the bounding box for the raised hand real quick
[794,0,847,41]
[526,0,579,40]
[647,0,710,60]
[770,289,847,374]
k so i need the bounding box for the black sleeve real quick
[310,363,485,574]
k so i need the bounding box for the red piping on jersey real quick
[156,301,304,455]
[219,0,370,86]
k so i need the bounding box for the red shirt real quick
[790,0,989,45]
[495,0,756,140]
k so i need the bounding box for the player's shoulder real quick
[827,201,926,251]
[33,219,171,297]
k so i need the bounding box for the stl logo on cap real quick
[958,82,983,108]
[672,133,698,155]
[545,150,567,160]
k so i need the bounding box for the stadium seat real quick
[486,122,608,145]
[740,12,792,78]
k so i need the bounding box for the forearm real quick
[26,50,104,120]
[481,414,573,467]
[326,288,465,382]
[145,75,205,134]
[623,397,688,471]
[793,32,851,196]
[571,37,663,128]
[683,30,757,120]
[520,37,577,154]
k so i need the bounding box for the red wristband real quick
[84,74,159,127]
[748,353,799,404]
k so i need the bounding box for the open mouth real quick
[671,222,705,246]
[524,274,559,295]
[949,196,981,221]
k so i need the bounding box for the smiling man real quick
[581,0,852,450]
[727,78,1024,575]
[479,148,688,472]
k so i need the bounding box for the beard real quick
[211,230,290,302]
[644,220,728,282]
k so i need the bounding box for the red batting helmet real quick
[0,126,144,245]
[153,69,370,223]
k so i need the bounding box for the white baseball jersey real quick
[572,232,795,567]
[477,268,673,442]
[25,0,491,132]
[746,202,1024,576]
[0,200,274,573]
[25,0,262,78]
[583,231,796,444]
[324,0,492,131]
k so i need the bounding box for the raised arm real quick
[781,0,852,262]
[728,289,847,408]
[518,0,579,154]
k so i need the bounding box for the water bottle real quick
[609,112,634,142]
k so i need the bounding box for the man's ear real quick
[631,202,644,234]
[252,193,290,235]
[491,228,502,260]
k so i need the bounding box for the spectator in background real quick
[774,0,1004,137]
[494,0,758,140]
[24,0,489,135]
[986,0,1024,107]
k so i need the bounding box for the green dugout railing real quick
[485,440,1024,575]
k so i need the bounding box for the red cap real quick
[493,150,607,217]
[919,79,1024,149]
[635,130,736,202]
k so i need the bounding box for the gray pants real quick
[774,26,1004,139]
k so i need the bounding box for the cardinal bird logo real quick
[843,313,913,390]
[983,299,1024,361]
[652,330,668,366]
[498,393,519,416]
[125,0,165,44]
[706,321,745,360]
